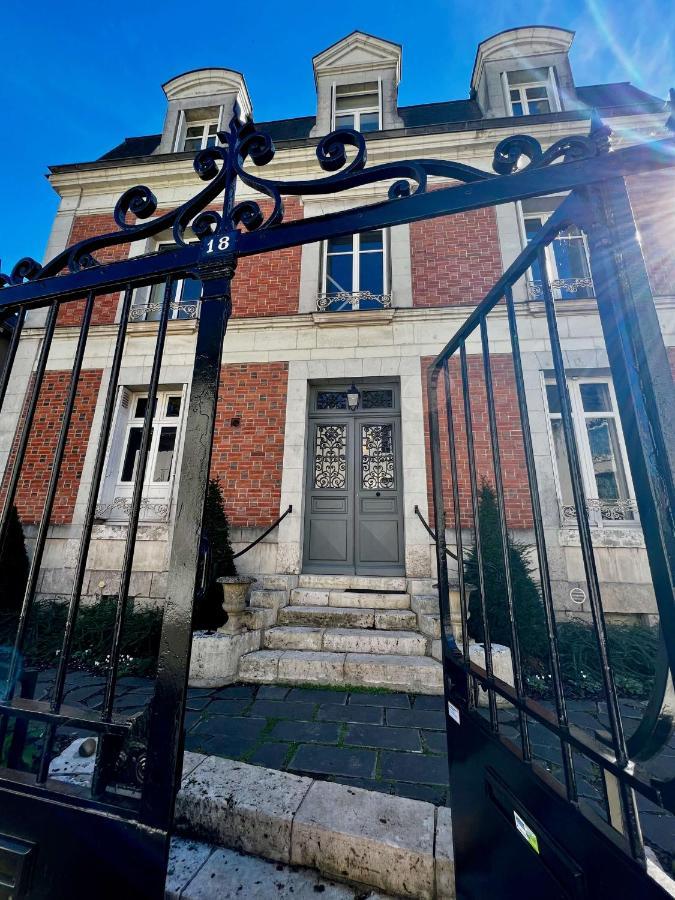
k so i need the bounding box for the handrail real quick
[414,505,458,562]
[233,505,293,559]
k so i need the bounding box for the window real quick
[505,68,555,116]
[521,198,593,300]
[544,376,637,525]
[131,243,201,322]
[333,82,381,132]
[97,389,186,522]
[182,121,219,152]
[318,230,389,312]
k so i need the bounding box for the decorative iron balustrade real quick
[128,301,199,322]
[560,496,639,523]
[316,291,392,312]
[526,276,595,299]
[95,496,170,522]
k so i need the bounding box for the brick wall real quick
[2,370,102,524]
[57,215,130,327]
[411,188,503,307]
[231,198,303,318]
[627,169,675,297]
[209,362,288,526]
[421,354,533,530]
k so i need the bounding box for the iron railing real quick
[316,290,392,312]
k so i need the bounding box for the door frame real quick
[302,379,405,575]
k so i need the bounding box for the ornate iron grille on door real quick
[0,96,673,896]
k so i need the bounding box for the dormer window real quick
[333,81,381,132]
[183,121,219,152]
[174,106,222,153]
[504,68,559,116]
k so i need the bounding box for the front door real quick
[303,382,405,575]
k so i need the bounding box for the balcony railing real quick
[129,301,200,322]
[526,277,595,300]
[560,497,639,524]
[316,291,392,312]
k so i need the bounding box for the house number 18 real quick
[206,235,231,253]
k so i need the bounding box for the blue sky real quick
[0,0,673,269]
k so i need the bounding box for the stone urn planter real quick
[217,575,257,633]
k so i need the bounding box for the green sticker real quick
[514,811,540,854]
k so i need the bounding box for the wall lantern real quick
[346,383,361,411]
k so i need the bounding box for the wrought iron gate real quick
[0,102,673,896]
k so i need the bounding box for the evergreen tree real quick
[192,478,236,631]
[465,482,548,667]
[0,505,30,614]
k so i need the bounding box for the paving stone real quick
[248,699,317,721]
[212,685,256,700]
[291,780,435,898]
[413,695,445,712]
[200,734,259,759]
[247,742,292,769]
[185,696,213,711]
[334,776,394,796]
[165,837,213,899]
[270,720,341,744]
[394,782,448,807]
[179,845,361,899]
[176,756,312,863]
[348,691,410,708]
[192,716,267,741]
[344,723,422,752]
[290,744,377,779]
[318,703,384,724]
[287,687,348,704]
[386,708,446,730]
[255,685,290,699]
[184,733,211,754]
[183,711,202,732]
[380,751,449,786]
[206,698,252,717]
[422,730,448,755]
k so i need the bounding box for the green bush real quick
[0,506,29,614]
[192,477,236,632]
[465,482,549,667]
[0,597,162,677]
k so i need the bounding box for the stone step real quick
[264,626,427,656]
[299,574,408,592]
[175,755,454,898]
[418,613,442,640]
[291,587,410,610]
[238,649,443,694]
[249,588,288,611]
[278,605,417,631]
[411,595,440,616]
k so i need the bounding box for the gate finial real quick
[588,108,612,154]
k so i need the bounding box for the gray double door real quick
[303,383,405,575]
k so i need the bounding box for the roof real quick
[88,81,664,165]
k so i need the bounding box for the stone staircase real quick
[238,575,443,694]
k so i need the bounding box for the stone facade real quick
[2,27,673,624]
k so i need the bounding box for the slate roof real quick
[92,82,665,164]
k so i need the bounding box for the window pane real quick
[360,230,383,251]
[134,396,157,419]
[335,114,355,130]
[121,427,153,482]
[166,396,182,417]
[526,86,548,99]
[362,389,393,409]
[314,424,347,489]
[336,81,379,96]
[335,94,378,111]
[185,126,202,137]
[528,98,551,115]
[580,383,612,413]
[153,427,177,482]
[524,218,544,282]
[207,123,218,134]
[546,383,563,415]
[327,234,353,253]
[359,112,380,132]
[551,419,574,507]
[205,134,217,147]
[511,101,524,116]
[326,253,353,295]
[359,251,384,296]
[553,235,592,297]
[586,418,629,501]
[362,424,395,490]
[316,391,347,410]
[179,276,202,303]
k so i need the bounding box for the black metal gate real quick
[0,105,673,896]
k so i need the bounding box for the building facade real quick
[2,26,674,630]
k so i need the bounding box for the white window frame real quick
[174,108,223,153]
[320,230,389,310]
[502,67,560,116]
[517,200,594,301]
[332,80,382,132]
[132,241,202,322]
[543,374,638,526]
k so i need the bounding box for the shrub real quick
[0,506,29,614]
[192,477,236,631]
[465,482,548,668]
